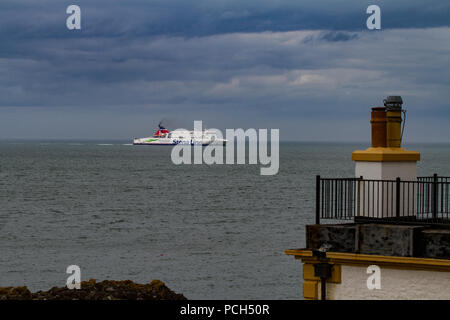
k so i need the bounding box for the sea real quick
[0,141,449,299]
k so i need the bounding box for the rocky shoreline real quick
[0,279,187,300]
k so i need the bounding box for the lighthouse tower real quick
[352,97,421,219]
[352,96,420,181]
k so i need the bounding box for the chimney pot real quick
[370,107,387,148]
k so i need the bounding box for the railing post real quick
[396,177,401,219]
[355,176,362,219]
[316,175,321,225]
[432,173,438,220]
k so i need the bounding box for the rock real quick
[0,286,32,300]
[0,280,187,300]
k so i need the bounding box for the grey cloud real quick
[319,31,360,42]
[1,0,450,42]
[0,1,449,141]
[1,28,449,114]
[302,31,360,44]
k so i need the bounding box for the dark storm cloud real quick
[1,28,449,113]
[0,1,449,141]
[1,0,450,41]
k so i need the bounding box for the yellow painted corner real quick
[303,263,317,281]
[303,280,318,300]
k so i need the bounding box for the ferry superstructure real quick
[133,124,226,146]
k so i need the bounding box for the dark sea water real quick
[0,141,449,299]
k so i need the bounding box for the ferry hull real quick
[133,141,225,146]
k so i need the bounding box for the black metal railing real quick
[316,174,450,225]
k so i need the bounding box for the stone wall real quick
[306,223,450,259]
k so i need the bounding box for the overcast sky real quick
[0,0,449,141]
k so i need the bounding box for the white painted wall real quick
[327,265,450,300]
[355,161,418,218]
[355,161,417,181]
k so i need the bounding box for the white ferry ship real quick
[133,123,226,146]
